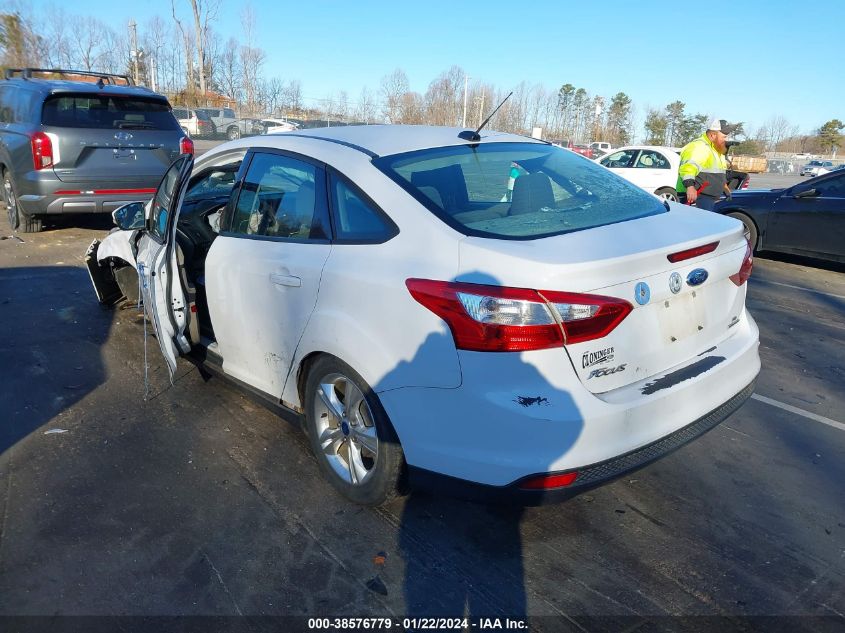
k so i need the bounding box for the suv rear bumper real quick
[18,192,155,215]
[14,170,157,215]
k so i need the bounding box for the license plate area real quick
[657,292,706,343]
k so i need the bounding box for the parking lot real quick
[0,157,843,631]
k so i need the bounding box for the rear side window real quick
[41,94,180,130]
[330,174,398,243]
[374,142,665,240]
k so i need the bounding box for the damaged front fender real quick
[85,230,141,305]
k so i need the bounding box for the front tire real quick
[655,187,679,203]
[304,355,405,505]
[727,212,758,251]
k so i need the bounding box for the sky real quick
[28,0,845,135]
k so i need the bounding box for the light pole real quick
[462,74,469,128]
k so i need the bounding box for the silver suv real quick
[0,68,192,232]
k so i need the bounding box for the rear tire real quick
[727,212,758,251]
[304,355,406,506]
[655,187,679,202]
[3,169,17,231]
[3,170,41,232]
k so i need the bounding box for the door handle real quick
[270,272,301,287]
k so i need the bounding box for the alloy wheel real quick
[312,372,379,486]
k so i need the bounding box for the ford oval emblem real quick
[634,282,651,305]
[686,268,709,286]
[114,132,134,142]
[669,272,682,294]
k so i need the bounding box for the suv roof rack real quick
[3,68,136,86]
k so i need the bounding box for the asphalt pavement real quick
[0,212,843,631]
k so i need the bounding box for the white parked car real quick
[799,160,834,177]
[596,145,681,202]
[85,126,759,505]
[260,117,298,134]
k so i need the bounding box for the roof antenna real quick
[459,91,513,142]
[96,76,105,89]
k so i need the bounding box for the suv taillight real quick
[406,279,632,352]
[180,136,194,155]
[729,241,753,286]
[31,132,54,170]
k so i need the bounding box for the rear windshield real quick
[373,142,666,239]
[42,94,180,131]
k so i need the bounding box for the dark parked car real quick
[713,169,845,263]
[0,68,192,232]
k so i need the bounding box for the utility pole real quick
[477,92,485,128]
[128,20,139,85]
[150,56,157,92]
[462,74,469,128]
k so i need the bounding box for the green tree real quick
[678,113,708,145]
[606,91,632,145]
[664,100,685,146]
[731,139,764,156]
[644,108,668,145]
[818,119,844,155]
[557,83,575,133]
[571,88,588,140]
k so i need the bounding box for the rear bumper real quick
[18,192,155,215]
[379,309,760,489]
[409,378,756,504]
[14,170,157,216]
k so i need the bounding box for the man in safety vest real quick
[676,119,738,210]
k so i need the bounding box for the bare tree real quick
[43,8,72,68]
[380,68,409,124]
[281,79,302,114]
[239,4,265,113]
[399,92,425,125]
[186,0,219,96]
[216,36,240,100]
[171,0,195,95]
[354,86,379,124]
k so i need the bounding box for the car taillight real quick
[31,132,54,170]
[729,241,753,286]
[405,279,632,352]
[741,178,749,189]
[180,136,194,155]
[541,289,633,344]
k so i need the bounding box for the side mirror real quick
[793,188,819,199]
[112,201,147,230]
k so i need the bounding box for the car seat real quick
[509,172,555,215]
[410,164,469,213]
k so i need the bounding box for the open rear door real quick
[135,155,194,377]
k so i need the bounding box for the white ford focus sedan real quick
[86,125,759,505]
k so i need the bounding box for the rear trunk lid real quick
[457,206,750,393]
[42,92,183,186]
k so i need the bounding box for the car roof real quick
[272,124,543,157]
[609,145,677,153]
[1,78,165,99]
